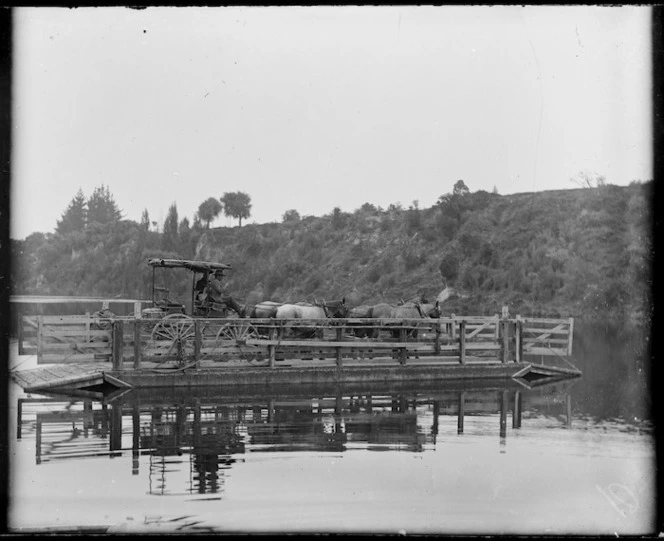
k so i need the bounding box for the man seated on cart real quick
[195,268,231,316]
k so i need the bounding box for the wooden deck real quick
[12,312,579,394]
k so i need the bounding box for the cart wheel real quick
[151,314,196,363]
[215,322,261,362]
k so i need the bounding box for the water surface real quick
[8,321,655,535]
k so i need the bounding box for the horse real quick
[368,300,440,339]
[347,304,375,338]
[275,298,348,338]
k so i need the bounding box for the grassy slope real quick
[12,183,652,321]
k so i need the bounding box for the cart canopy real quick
[147,258,232,273]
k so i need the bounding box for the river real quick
[7,320,655,535]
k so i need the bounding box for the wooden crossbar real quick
[465,320,498,340]
[524,323,567,344]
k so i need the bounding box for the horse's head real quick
[416,300,441,318]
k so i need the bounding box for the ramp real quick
[11,363,132,394]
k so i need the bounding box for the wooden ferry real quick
[12,258,580,396]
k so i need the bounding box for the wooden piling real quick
[112,320,124,370]
[499,390,508,439]
[132,405,140,475]
[513,390,522,429]
[457,391,465,434]
[110,405,122,452]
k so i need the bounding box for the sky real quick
[10,6,653,240]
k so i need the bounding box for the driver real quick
[208,269,226,304]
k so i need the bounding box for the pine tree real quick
[56,189,87,234]
[162,202,179,252]
[140,208,150,231]
[87,185,122,226]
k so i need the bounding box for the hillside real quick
[11,183,653,321]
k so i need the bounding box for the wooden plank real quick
[521,327,570,335]
[567,317,574,356]
[522,338,570,346]
[33,342,112,352]
[28,373,105,392]
[466,320,498,340]
[245,339,411,348]
[522,347,569,356]
[103,373,133,389]
[40,330,111,338]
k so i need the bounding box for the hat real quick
[214,269,225,276]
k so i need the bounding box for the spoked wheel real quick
[214,322,265,363]
[151,314,196,364]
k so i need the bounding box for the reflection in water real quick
[17,378,581,497]
[11,320,653,534]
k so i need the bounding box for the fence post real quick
[502,320,510,363]
[336,326,343,368]
[37,315,43,364]
[501,306,510,364]
[434,320,441,355]
[268,324,279,368]
[112,319,124,370]
[133,320,142,370]
[193,319,201,368]
[567,317,574,356]
[399,323,407,365]
[459,320,466,364]
[515,315,522,363]
[18,312,24,355]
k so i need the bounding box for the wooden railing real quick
[22,314,574,369]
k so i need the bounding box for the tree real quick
[282,209,301,223]
[140,208,150,232]
[453,179,470,197]
[178,216,192,256]
[331,207,346,229]
[162,202,179,252]
[221,191,252,227]
[86,185,122,226]
[197,197,223,229]
[56,189,87,234]
[571,170,606,189]
[192,212,203,230]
